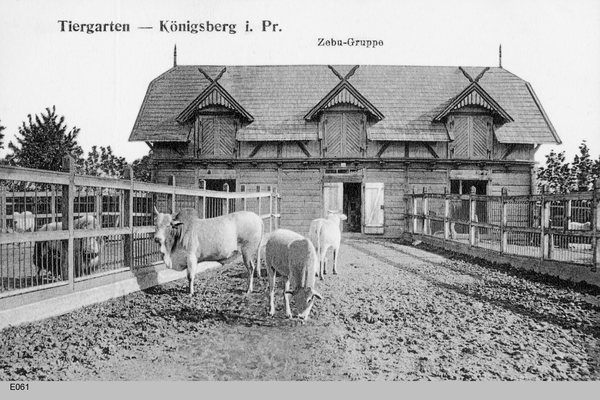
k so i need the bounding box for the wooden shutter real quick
[218,117,236,156]
[200,116,216,156]
[472,116,489,159]
[325,114,343,157]
[364,182,384,234]
[345,113,363,156]
[452,116,470,158]
[323,182,343,215]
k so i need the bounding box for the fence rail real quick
[0,157,281,303]
[405,179,600,272]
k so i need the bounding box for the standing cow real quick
[154,208,263,296]
[258,229,323,320]
[308,212,347,280]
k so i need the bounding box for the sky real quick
[0,0,599,165]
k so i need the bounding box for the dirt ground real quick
[1,237,599,381]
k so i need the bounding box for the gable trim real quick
[304,81,384,121]
[177,83,254,124]
[434,82,514,123]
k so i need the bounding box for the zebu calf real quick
[13,211,35,232]
[154,208,263,296]
[258,229,322,320]
[33,215,103,280]
[308,212,347,280]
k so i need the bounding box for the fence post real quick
[223,183,230,215]
[123,167,134,271]
[269,188,274,233]
[541,186,550,260]
[257,185,262,222]
[500,187,508,254]
[62,156,75,289]
[412,188,418,234]
[0,186,6,232]
[277,190,282,230]
[422,187,429,235]
[198,179,206,219]
[50,185,57,224]
[95,189,103,228]
[469,186,477,246]
[170,175,176,214]
[444,188,450,241]
[593,178,600,272]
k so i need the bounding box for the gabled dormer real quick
[177,68,253,158]
[305,66,384,158]
[435,68,513,160]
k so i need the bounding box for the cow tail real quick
[256,231,271,274]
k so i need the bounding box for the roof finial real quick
[499,44,502,68]
[173,44,177,67]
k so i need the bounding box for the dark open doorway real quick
[450,179,488,231]
[343,182,362,232]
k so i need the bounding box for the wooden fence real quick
[405,179,600,273]
[0,157,281,316]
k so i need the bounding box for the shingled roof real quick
[129,65,561,144]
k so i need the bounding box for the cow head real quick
[154,207,184,269]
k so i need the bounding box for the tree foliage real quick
[537,141,600,193]
[6,106,83,171]
[80,145,127,178]
[131,154,153,182]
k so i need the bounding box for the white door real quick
[364,182,384,234]
[323,182,343,215]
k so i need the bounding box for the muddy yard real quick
[1,238,599,381]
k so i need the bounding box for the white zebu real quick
[33,215,103,280]
[154,208,263,296]
[258,229,322,320]
[308,212,347,280]
[13,211,35,232]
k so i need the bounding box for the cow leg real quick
[332,246,339,275]
[267,266,277,317]
[187,253,197,296]
[283,279,292,318]
[242,251,254,295]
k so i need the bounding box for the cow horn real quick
[154,206,160,215]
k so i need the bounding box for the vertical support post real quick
[257,185,262,221]
[0,186,6,232]
[241,185,247,211]
[170,175,176,214]
[50,185,57,223]
[276,191,282,230]
[198,179,206,219]
[62,156,75,289]
[422,187,429,235]
[444,193,450,241]
[592,178,600,272]
[541,187,550,260]
[269,188,274,233]
[223,183,230,215]
[412,188,418,234]
[565,199,572,230]
[500,187,508,254]
[95,189,103,228]
[469,186,477,246]
[123,167,134,271]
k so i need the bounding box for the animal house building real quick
[129,64,561,236]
